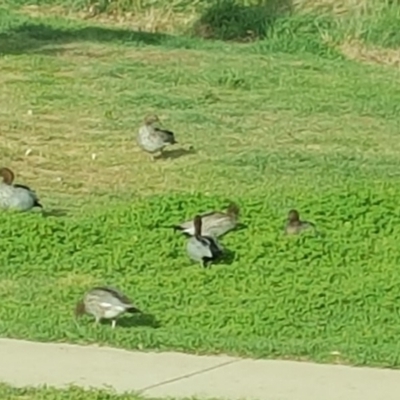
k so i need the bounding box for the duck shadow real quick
[212,248,236,267]
[115,312,161,329]
[236,222,248,231]
[158,146,196,160]
[41,208,69,218]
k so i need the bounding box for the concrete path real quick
[1,338,400,400]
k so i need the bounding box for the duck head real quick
[288,209,301,224]
[74,300,86,317]
[193,214,203,237]
[227,202,240,218]
[0,167,15,185]
[144,114,160,126]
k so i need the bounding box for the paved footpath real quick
[1,338,400,400]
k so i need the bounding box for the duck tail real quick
[155,128,177,144]
[126,305,141,314]
[165,131,177,144]
[173,226,193,237]
[34,200,43,208]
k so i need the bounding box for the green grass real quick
[1,7,400,368]
[0,384,175,400]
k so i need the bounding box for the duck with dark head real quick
[186,214,224,267]
[0,167,42,211]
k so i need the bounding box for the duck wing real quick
[201,211,225,221]
[91,286,140,313]
[174,211,224,236]
[301,220,321,236]
[154,127,177,144]
[13,183,32,191]
[13,183,43,208]
[201,213,237,237]
[202,235,223,257]
[285,220,318,235]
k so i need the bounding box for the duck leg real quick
[148,153,155,162]
[111,319,116,329]
[154,150,164,161]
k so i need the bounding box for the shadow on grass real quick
[0,20,171,55]
[205,248,236,268]
[158,146,197,161]
[42,208,69,218]
[192,0,292,41]
[116,312,161,329]
[221,248,236,265]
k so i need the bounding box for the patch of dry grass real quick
[293,0,369,15]
[340,40,400,68]
[20,4,197,34]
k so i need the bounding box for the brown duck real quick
[75,286,141,329]
[285,209,317,235]
[0,167,42,211]
[136,114,177,160]
[173,203,240,238]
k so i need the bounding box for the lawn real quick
[1,4,400,368]
[0,384,162,400]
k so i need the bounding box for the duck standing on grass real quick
[186,215,224,268]
[0,167,42,211]
[75,286,141,329]
[174,203,240,238]
[137,114,177,160]
[285,209,317,235]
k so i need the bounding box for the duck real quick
[174,203,240,238]
[75,286,141,329]
[0,167,42,211]
[137,114,177,160]
[186,214,224,268]
[284,209,316,235]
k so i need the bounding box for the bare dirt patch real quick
[20,4,196,34]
